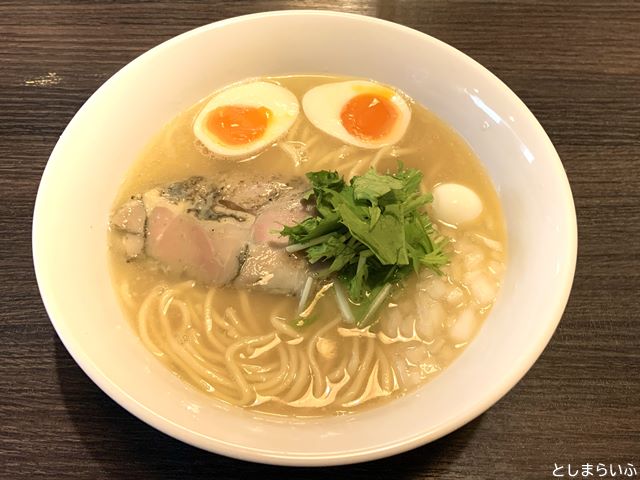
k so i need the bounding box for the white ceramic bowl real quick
[33,11,577,466]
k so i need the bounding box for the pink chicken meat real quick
[110,174,311,296]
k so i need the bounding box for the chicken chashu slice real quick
[110,174,311,296]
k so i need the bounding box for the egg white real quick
[302,80,411,149]
[193,81,299,158]
[432,183,483,225]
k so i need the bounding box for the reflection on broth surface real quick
[109,75,507,416]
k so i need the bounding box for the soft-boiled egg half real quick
[193,81,299,158]
[302,80,411,149]
[432,183,483,226]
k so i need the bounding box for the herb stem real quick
[334,281,355,325]
[285,232,338,253]
[297,276,315,314]
[358,283,393,328]
[299,282,334,319]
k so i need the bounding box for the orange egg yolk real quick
[340,93,398,141]
[206,105,272,146]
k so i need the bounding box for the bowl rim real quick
[32,9,578,466]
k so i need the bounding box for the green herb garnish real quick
[281,165,448,327]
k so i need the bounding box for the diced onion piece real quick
[448,308,478,344]
[488,260,505,276]
[381,308,401,338]
[473,233,503,252]
[392,354,421,388]
[405,344,430,365]
[422,277,449,300]
[399,314,416,338]
[467,272,498,306]
[316,337,338,360]
[446,286,465,305]
[415,298,445,342]
[463,250,485,270]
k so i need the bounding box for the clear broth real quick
[109,75,507,416]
